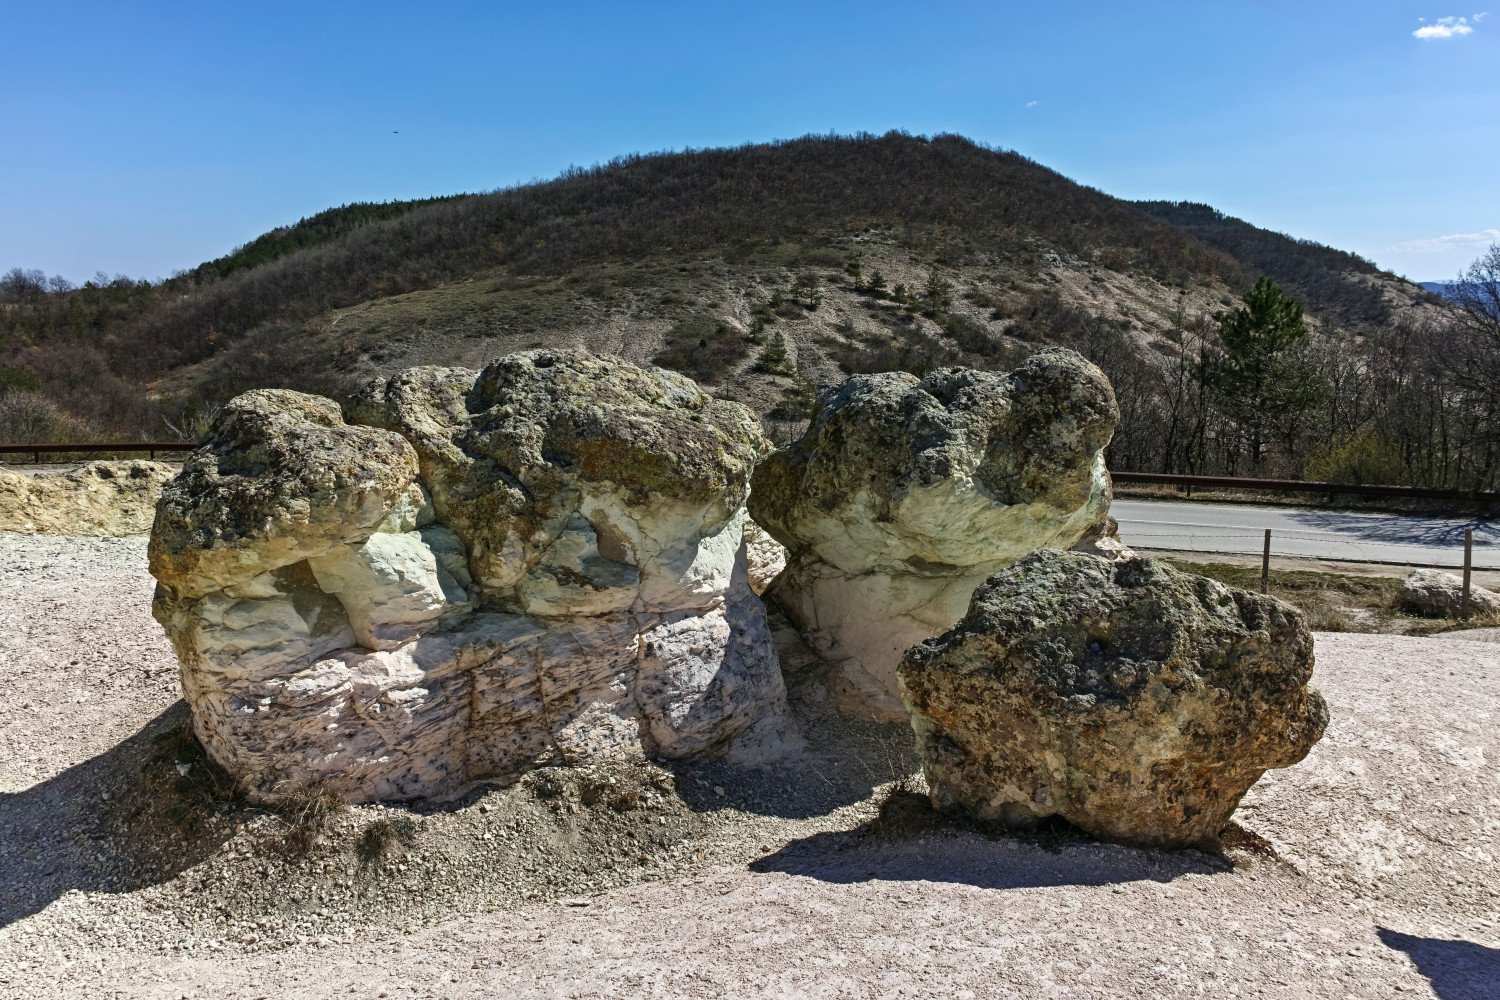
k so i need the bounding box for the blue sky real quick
[2,1,1495,283]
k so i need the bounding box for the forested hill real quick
[1134,200,1433,330]
[4,130,1465,485]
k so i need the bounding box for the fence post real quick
[1261,529,1271,595]
[1462,528,1474,618]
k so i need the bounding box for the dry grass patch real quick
[356,815,420,868]
[274,790,348,856]
[1165,560,1403,632]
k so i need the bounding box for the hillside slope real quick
[1,131,1450,478]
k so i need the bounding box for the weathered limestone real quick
[151,390,421,599]
[0,460,178,536]
[1401,568,1500,618]
[150,350,790,804]
[742,519,787,596]
[749,350,1119,718]
[899,551,1329,848]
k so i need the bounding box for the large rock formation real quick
[749,350,1119,718]
[899,551,1329,848]
[149,350,790,804]
[0,461,178,536]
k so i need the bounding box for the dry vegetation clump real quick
[1167,560,1404,632]
[864,779,940,841]
[1406,606,1500,636]
[1216,822,1286,868]
[356,816,420,868]
[274,790,349,856]
[138,714,241,839]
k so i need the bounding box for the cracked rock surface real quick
[750,349,1118,718]
[149,350,791,804]
[900,550,1329,847]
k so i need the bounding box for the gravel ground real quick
[1,531,1497,999]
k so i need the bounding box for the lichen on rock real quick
[899,550,1329,848]
[749,349,1119,718]
[150,350,791,804]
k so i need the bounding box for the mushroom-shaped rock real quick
[749,350,1118,717]
[899,551,1329,848]
[150,350,791,804]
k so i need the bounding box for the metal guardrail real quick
[1,444,1497,506]
[1111,471,1500,505]
[0,441,196,462]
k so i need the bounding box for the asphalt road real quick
[1113,499,1500,570]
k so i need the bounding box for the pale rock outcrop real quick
[1401,568,1500,618]
[1069,514,1136,563]
[749,350,1119,718]
[0,460,178,535]
[150,350,791,804]
[899,551,1329,848]
[742,519,787,595]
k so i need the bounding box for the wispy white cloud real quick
[1024,100,1040,109]
[1391,229,1500,253]
[1474,11,1490,21]
[1413,15,1476,39]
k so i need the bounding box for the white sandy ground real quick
[1,532,1498,999]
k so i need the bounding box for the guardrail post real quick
[1462,528,1474,617]
[1261,529,1272,595]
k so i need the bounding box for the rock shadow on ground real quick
[749,788,1241,892]
[0,702,240,929]
[1378,928,1500,1000]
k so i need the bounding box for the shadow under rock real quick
[0,701,244,930]
[750,790,1234,890]
[1378,928,1500,1000]
[664,709,920,822]
[645,615,924,822]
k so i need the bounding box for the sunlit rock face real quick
[900,551,1329,849]
[0,460,179,536]
[149,350,791,805]
[1401,568,1500,617]
[749,349,1119,719]
[742,519,787,596]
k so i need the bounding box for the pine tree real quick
[924,271,952,315]
[1202,276,1325,469]
[758,331,790,373]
